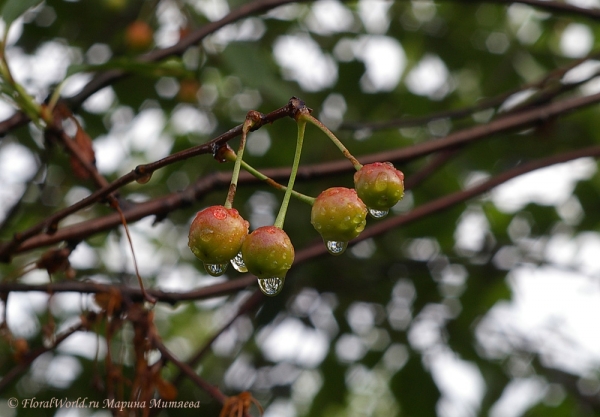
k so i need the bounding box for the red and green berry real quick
[311,187,367,254]
[241,226,294,280]
[354,162,404,217]
[188,205,249,276]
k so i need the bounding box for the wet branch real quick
[3,143,600,301]
[3,91,600,258]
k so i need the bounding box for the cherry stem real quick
[303,114,363,171]
[224,111,261,209]
[274,116,306,229]
[221,147,315,206]
[241,159,315,206]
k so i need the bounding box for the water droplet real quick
[230,252,248,273]
[368,208,389,219]
[258,277,284,296]
[199,229,214,242]
[375,171,389,192]
[205,263,227,276]
[135,172,152,184]
[326,240,347,255]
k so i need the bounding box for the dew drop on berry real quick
[230,252,248,273]
[326,240,347,255]
[199,229,214,242]
[368,208,389,219]
[375,171,389,192]
[205,263,228,276]
[258,277,284,296]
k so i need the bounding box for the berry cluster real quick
[188,100,404,296]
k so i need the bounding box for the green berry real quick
[311,187,367,243]
[354,162,404,211]
[188,205,249,265]
[241,226,294,279]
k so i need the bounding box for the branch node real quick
[288,96,312,120]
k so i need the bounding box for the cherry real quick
[177,78,201,103]
[125,20,153,51]
[188,205,249,276]
[311,187,367,254]
[242,226,294,279]
[354,162,404,216]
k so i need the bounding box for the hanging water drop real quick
[368,208,389,219]
[204,263,228,276]
[230,252,248,273]
[258,277,284,296]
[135,172,153,184]
[326,240,347,255]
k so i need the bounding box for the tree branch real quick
[4,91,600,258]
[488,0,600,20]
[3,143,600,301]
[0,0,314,137]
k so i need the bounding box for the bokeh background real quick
[2,0,600,416]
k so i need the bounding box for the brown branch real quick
[341,48,600,131]
[358,91,600,166]
[0,98,300,262]
[4,143,600,302]
[356,144,600,243]
[488,0,600,20]
[149,332,228,404]
[1,0,598,139]
[4,90,600,258]
[0,0,314,137]
[0,275,257,305]
[404,150,459,190]
[68,0,313,108]
[173,290,265,386]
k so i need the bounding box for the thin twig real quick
[5,89,600,257]
[0,98,299,261]
[4,143,600,301]
[150,332,227,404]
[490,0,600,20]
[173,290,265,387]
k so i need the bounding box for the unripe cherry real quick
[354,162,404,218]
[311,187,367,255]
[241,226,294,296]
[188,205,249,276]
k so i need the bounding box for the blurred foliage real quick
[1,0,600,417]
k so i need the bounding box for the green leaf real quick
[1,0,43,26]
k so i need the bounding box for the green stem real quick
[274,118,306,228]
[48,80,66,113]
[240,159,315,206]
[13,82,41,125]
[224,120,250,209]
[224,111,262,209]
[0,38,43,127]
[303,114,363,171]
